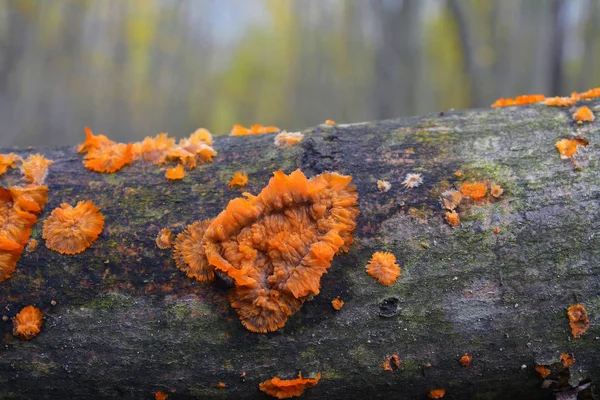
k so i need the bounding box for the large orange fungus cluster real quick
[78,127,216,177]
[259,372,321,399]
[172,169,358,333]
[13,305,44,340]
[491,87,600,108]
[230,124,280,136]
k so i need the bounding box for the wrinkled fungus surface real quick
[202,169,359,333]
[573,106,595,124]
[445,210,460,227]
[259,372,321,399]
[331,297,344,311]
[165,165,185,180]
[156,228,173,249]
[230,124,279,136]
[567,304,590,338]
[42,200,105,255]
[173,220,213,282]
[460,182,487,200]
[228,171,248,188]
[20,154,54,185]
[0,153,20,176]
[555,138,589,159]
[491,94,545,107]
[13,305,43,340]
[366,251,401,285]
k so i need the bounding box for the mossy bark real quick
[1,102,599,400]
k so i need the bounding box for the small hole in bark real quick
[378,297,400,318]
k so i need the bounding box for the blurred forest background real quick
[1,0,600,147]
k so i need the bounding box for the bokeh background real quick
[1,0,599,147]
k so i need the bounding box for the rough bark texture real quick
[1,101,599,400]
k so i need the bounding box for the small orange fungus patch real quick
[165,165,185,180]
[555,138,589,159]
[331,297,344,310]
[382,354,400,371]
[491,94,545,108]
[366,251,401,285]
[13,305,43,340]
[459,353,472,367]
[274,131,304,148]
[535,365,551,378]
[377,179,391,192]
[560,352,575,368]
[325,120,336,125]
[428,389,446,399]
[573,106,595,124]
[490,184,503,198]
[578,87,600,99]
[26,239,38,253]
[445,210,460,227]
[156,228,173,249]
[493,227,500,234]
[0,153,20,177]
[567,304,590,338]
[441,189,463,211]
[155,391,169,400]
[203,169,359,332]
[173,220,213,281]
[217,382,226,388]
[460,182,487,200]
[20,154,54,185]
[228,171,248,188]
[402,173,423,189]
[230,124,279,136]
[454,170,462,178]
[259,372,321,399]
[545,96,578,107]
[42,200,104,255]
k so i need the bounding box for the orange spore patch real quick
[490,184,503,198]
[259,372,321,399]
[0,153,21,177]
[331,296,344,310]
[165,165,185,180]
[156,228,173,249]
[365,251,401,285]
[459,353,472,367]
[325,120,336,125]
[228,171,248,188]
[535,365,551,378]
[0,185,47,281]
[382,354,400,371]
[26,238,38,253]
[274,131,304,148]
[567,304,590,338]
[203,169,359,333]
[13,305,43,340]
[445,210,460,227]
[154,391,169,400]
[491,94,544,108]
[573,106,595,124]
[555,138,589,159]
[230,124,280,136]
[173,220,213,282]
[428,389,446,399]
[20,154,54,185]
[560,352,575,368]
[460,182,487,200]
[42,200,105,255]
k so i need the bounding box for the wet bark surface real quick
[1,101,599,399]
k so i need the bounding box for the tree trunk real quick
[1,102,599,400]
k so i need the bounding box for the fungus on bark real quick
[490,184,503,198]
[0,153,20,177]
[459,353,472,367]
[445,210,460,227]
[203,169,359,333]
[535,365,551,378]
[165,165,185,180]
[259,372,321,399]
[382,354,400,371]
[154,391,169,400]
[274,131,304,148]
[377,179,391,192]
[172,220,213,282]
[567,304,590,338]
[491,94,545,107]
[156,228,173,249]
[365,251,401,285]
[428,389,446,399]
[13,305,43,340]
[460,182,487,200]
[20,154,54,185]
[555,138,588,160]
[331,297,344,311]
[560,352,575,368]
[42,200,105,255]
[573,106,595,124]
[401,173,423,189]
[325,120,336,125]
[441,189,462,211]
[545,96,578,107]
[228,171,248,188]
[230,124,279,136]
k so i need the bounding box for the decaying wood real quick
[1,101,599,399]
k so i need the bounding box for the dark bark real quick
[1,101,599,399]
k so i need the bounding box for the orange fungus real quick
[0,153,21,177]
[560,352,575,368]
[445,210,460,227]
[428,389,446,399]
[230,124,279,136]
[545,95,578,107]
[259,372,321,399]
[366,251,401,285]
[490,184,503,198]
[460,182,487,200]
[203,169,359,333]
[491,94,544,108]
[567,304,590,338]
[331,297,344,310]
[173,220,213,282]
[274,131,304,148]
[165,165,185,180]
[535,365,551,378]
[13,305,43,340]
[20,154,54,185]
[382,354,400,371]
[156,228,173,249]
[555,138,588,159]
[155,392,169,400]
[325,120,336,125]
[228,171,248,188]
[459,353,472,367]
[573,106,595,124]
[42,200,105,255]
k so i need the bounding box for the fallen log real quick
[0,102,599,400]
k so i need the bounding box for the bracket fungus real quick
[13,305,43,340]
[227,171,248,188]
[200,169,359,333]
[173,220,213,282]
[42,200,105,255]
[365,251,401,285]
[259,372,321,399]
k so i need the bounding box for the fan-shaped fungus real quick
[165,165,185,180]
[560,352,575,368]
[377,180,391,192]
[228,171,248,188]
[173,220,213,281]
[20,154,54,185]
[365,251,401,285]
[84,142,134,173]
[230,124,279,136]
[331,297,344,311]
[402,173,423,189]
[579,87,600,99]
[441,189,462,210]
[42,200,105,255]
[13,305,43,340]
[460,182,487,200]
[535,365,551,378]
[445,210,460,227]
[545,96,578,107]
[459,353,472,367]
[26,239,38,253]
[555,138,589,159]
[567,304,590,338]
[573,106,595,124]
[274,131,304,148]
[428,389,446,399]
[490,184,503,198]
[203,169,359,333]
[259,372,321,399]
[156,228,173,249]
[0,153,20,177]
